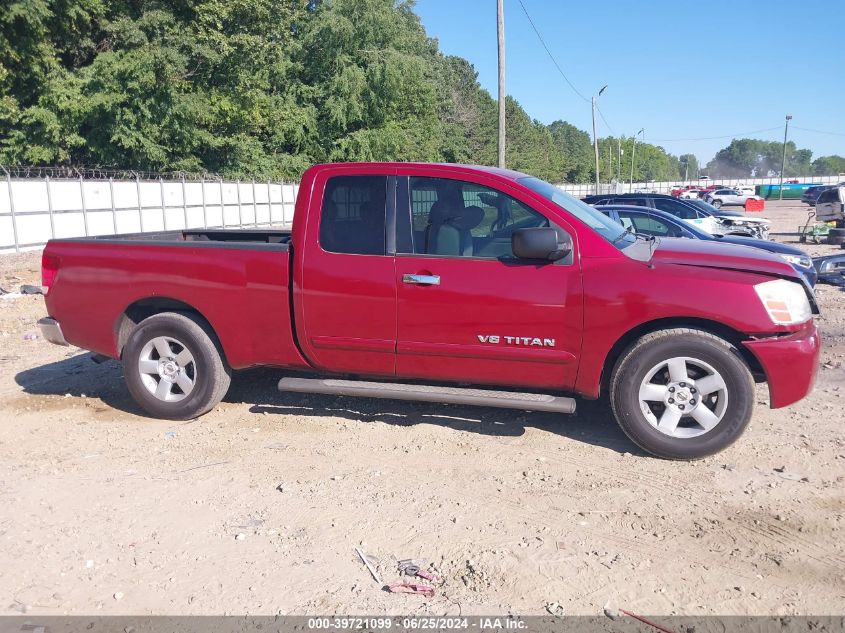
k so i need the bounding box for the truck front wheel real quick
[122,312,231,420]
[609,329,754,460]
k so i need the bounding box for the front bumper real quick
[743,321,820,409]
[38,317,69,347]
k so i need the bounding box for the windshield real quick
[518,176,633,246]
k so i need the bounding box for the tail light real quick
[41,253,60,294]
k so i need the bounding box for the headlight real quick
[780,254,812,268]
[754,279,812,325]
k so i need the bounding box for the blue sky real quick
[413,0,845,164]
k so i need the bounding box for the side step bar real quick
[277,377,576,414]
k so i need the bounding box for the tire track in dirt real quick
[488,495,792,588]
[728,514,845,572]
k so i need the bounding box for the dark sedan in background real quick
[596,204,817,286]
[802,185,832,206]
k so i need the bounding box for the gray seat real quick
[425,203,485,256]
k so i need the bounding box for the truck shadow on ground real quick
[239,369,644,456]
[14,357,644,456]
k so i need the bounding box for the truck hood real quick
[712,234,808,258]
[650,237,800,279]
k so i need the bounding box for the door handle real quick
[403,273,440,286]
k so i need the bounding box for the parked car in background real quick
[682,197,771,240]
[582,193,770,238]
[815,186,845,225]
[736,186,756,197]
[670,185,698,197]
[596,205,816,286]
[696,185,723,198]
[679,188,704,199]
[802,185,831,206]
[583,193,722,234]
[704,188,761,208]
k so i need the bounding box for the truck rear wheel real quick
[122,312,231,420]
[609,329,754,460]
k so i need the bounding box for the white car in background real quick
[815,186,845,225]
[683,197,772,240]
[679,188,704,199]
[736,186,756,197]
[704,188,761,208]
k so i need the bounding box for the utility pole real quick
[592,85,606,194]
[630,128,643,192]
[497,0,506,169]
[779,114,792,200]
[617,139,622,183]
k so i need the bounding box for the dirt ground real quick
[0,200,843,617]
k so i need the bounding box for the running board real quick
[277,377,576,414]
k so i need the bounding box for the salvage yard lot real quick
[1,200,843,616]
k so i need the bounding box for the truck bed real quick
[42,227,305,370]
[74,228,292,247]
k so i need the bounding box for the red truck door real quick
[296,170,397,376]
[393,173,583,390]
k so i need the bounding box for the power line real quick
[514,0,799,148]
[595,104,615,136]
[515,0,590,104]
[649,126,782,142]
[792,125,845,137]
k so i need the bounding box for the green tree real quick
[678,153,699,180]
[0,0,703,185]
[705,138,815,178]
[548,120,592,182]
[812,155,845,177]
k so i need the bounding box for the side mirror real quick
[512,227,571,262]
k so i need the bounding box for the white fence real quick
[558,174,843,198]
[0,173,299,253]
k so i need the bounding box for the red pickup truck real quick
[37,163,820,459]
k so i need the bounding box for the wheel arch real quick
[598,317,764,397]
[115,297,228,365]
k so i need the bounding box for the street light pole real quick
[630,128,643,192]
[592,85,607,195]
[779,114,792,201]
[496,0,506,169]
[617,139,622,184]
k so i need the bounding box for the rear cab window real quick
[319,176,387,255]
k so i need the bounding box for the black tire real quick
[825,234,845,245]
[711,199,722,209]
[829,227,845,237]
[122,312,231,420]
[609,328,754,460]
